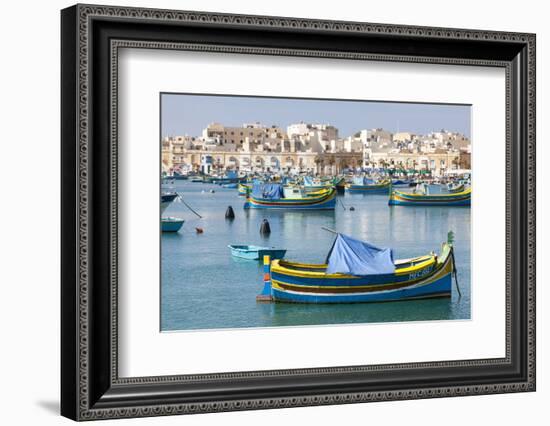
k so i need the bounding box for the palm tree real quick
[314,155,324,175]
[327,155,336,175]
[452,157,460,170]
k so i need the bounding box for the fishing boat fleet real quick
[243,184,337,210]
[237,175,470,210]
[163,172,471,217]
[162,170,469,305]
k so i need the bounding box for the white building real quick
[287,122,339,153]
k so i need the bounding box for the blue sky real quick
[161,93,471,139]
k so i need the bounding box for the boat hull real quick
[161,192,178,214]
[161,193,178,203]
[271,272,452,303]
[244,188,336,210]
[389,188,471,206]
[161,217,185,232]
[268,244,454,303]
[229,245,287,260]
[346,181,391,194]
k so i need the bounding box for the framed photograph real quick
[61,4,536,421]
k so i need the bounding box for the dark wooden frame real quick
[61,4,536,421]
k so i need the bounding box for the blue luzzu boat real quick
[389,186,471,206]
[244,183,336,210]
[261,233,456,303]
[211,171,247,185]
[346,177,391,194]
[302,176,334,193]
[228,245,286,260]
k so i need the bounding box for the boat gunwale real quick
[270,251,454,294]
[271,254,438,279]
[275,254,433,271]
[392,187,472,199]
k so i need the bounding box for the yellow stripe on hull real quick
[393,187,472,198]
[271,255,436,279]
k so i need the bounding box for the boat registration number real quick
[408,266,433,280]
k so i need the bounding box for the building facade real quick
[162,123,470,176]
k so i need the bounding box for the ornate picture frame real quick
[61,4,535,420]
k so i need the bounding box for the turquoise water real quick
[161,181,471,331]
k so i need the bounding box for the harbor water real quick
[161,181,471,331]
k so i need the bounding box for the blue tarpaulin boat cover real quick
[303,176,313,186]
[252,183,284,200]
[226,171,237,179]
[326,234,395,276]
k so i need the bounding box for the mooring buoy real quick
[349,206,355,211]
[259,219,271,235]
[225,205,235,219]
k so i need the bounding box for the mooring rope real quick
[338,197,346,210]
[177,195,203,219]
[450,247,462,298]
